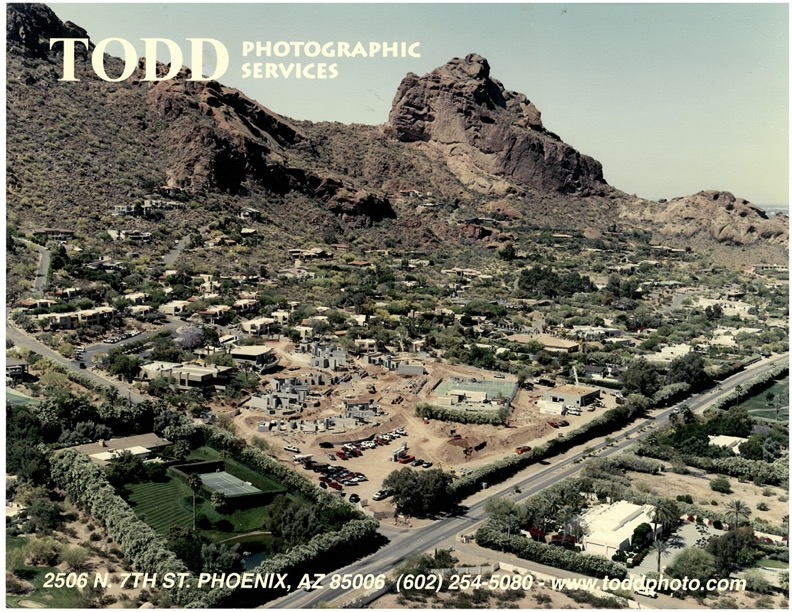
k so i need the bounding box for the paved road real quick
[271,353,788,608]
[6,324,148,403]
[16,237,51,295]
[162,235,190,266]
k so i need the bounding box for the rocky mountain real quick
[620,191,788,247]
[388,53,608,196]
[5,3,788,260]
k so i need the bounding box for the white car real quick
[634,587,657,598]
[284,445,300,453]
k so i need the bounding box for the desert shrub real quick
[710,477,732,494]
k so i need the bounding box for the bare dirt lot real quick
[230,352,620,520]
[626,464,788,529]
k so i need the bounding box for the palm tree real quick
[651,500,679,540]
[650,538,672,575]
[187,474,201,531]
[725,499,751,529]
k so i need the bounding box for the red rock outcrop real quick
[388,53,609,195]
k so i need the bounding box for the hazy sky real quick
[48,2,789,206]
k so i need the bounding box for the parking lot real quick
[280,426,438,510]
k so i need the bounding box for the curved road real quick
[16,237,51,295]
[271,353,788,608]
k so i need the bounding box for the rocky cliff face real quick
[5,4,787,251]
[388,54,609,196]
[145,68,395,223]
[620,191,788,247]
[6,2,90,59]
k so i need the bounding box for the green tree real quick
[706,527,758,575]
[724,500,751,529]
[201,542,243,573]
[650,538,672,575]
[383,468,453,518]
[27,498,64,533]
[650,500,680,540]
[105,450,146,489]
[666,353,710,390]
[664,548,717,592]
[107,353,142,383]
[187,474,202,531]
[619,358,661,397]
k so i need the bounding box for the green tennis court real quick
[433,378,519,401]
[200,472,261,497]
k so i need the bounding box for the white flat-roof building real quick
[240,316,276,335]
[646,343,693,365]
[581,501,660,558]
[542,384,600,408]
[159,300,191,316]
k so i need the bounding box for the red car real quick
[548,422,559,428]
[328,482,343,491]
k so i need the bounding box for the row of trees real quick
[49,449,224,607]
[415,403,509,426]
[447,398,650,499]
[475,520,628,579]
[619,353,710,398]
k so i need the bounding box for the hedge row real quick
[201,427,353,513]
[415,403,508,426]
[475,520,628,579]
[709,365,789,412]
[253,518,379,576]
[448,402,645,498]
[652,383,691,407]
[49,449,224,607]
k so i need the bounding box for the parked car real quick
[348,494,360,504]
[284,445,300,453]
[548,422,559,429]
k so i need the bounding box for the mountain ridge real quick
[5,3,787,256]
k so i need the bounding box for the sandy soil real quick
[626,464,788,528]
[230,352,620,511]
[368,546,581,610]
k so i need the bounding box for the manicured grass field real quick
[126,447,296,542]
[739,377,789,422]
[127,477,194,533]
[5,388,38,406]
[188,447,287,494]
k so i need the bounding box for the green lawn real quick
[5,388,39,406]
[5,536,82,608]
[757,558,789,570]
[739,377,789,422]
[126,448,298,543]
[127,477,194,533]
[186,447,287,494]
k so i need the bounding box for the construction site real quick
[229,340,621,515]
